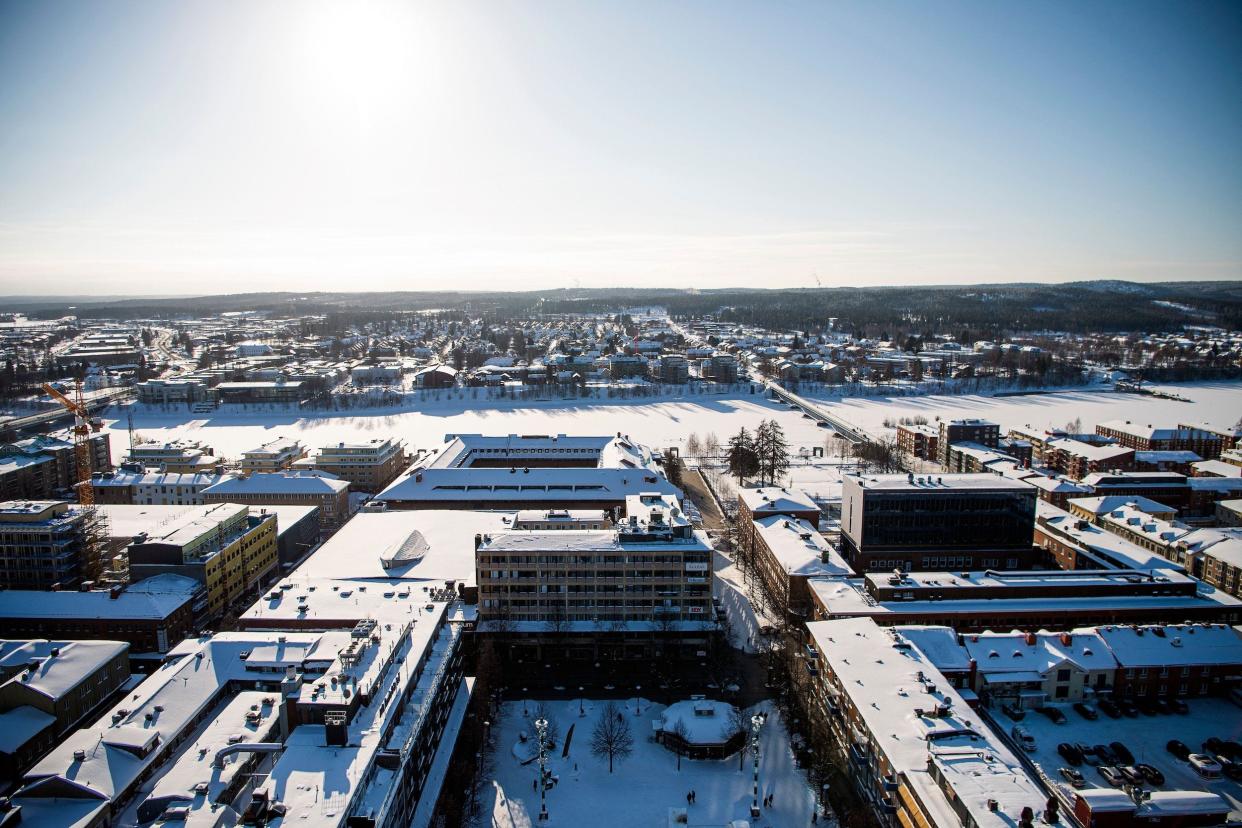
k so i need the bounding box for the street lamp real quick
[749,713,765,817]
[535,716,550,822]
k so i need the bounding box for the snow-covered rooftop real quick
[0,639,128,701]
[847,472,1034,492]
[805,617,1046,827]
[0,575,199,621]
[752,515,851,577]
[738,485,818,515]
[1037,501,1184,571]
[202,470,349,497]
[1092,623,1242,667]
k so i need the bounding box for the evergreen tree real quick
[727,428,760,483]
[755,419,790,485]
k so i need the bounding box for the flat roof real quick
[0,577,198,622]
[846,472,1034,493]
[203,472,349,496]
[738,485,819,514]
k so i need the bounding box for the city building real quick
[0,500,111,590]
[90,469,238,506]
[806,569,1242,630]
[1096,622,1242,699]
[840,473,1039,572]
[648,353,689,384]
[697,353,739,383]
[239,436,306,472]
[297,437,408,494]
[202,471,351,534]
[0,639,130,782]
[803,617,1046,828]
[1095,420,1224,458]
[125,503,279,620]
[7,602,468,828]
[1042,438,1134,480]
[126,439,222,473]
[377,433,680,511]
[0,574,200,654]
[746,514,851,622]
[936,418,999,467]
[476,492,714,660]
[1035,502,1184,571]
[895,423,938,460]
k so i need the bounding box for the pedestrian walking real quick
[687,792,692,806]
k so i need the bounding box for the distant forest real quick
[7,280,1242,337]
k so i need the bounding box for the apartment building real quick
[126,503,279,620]
[202,471,350,534]
[1042,438,1134,480]
[0,639,130,782]
[895,423,938,460]
[936,418,999,467]
[0,500,110,590]
[747,514,852,622]
[91,469,238,506]
[476,493,713,657]
[126,439,222,473]
[240,436,306,472]
[803,617,1046,828]
[0,434,112,500]
[1095,419,1224,458]
[299,438,407,493]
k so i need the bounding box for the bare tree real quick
[670,717,691,770]
[591,701,634,773]
[685,432,703,460]
[703,431,721,465]
[724,705,750,770]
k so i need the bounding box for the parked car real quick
[1220,740,1242,761]
[1079,743,1101,765]
[1059,767,1086,788]
[1189,754,1223,778]
[1110,741,1135,765]
[1058,743,1083,766]
[1119,765,1145,786]
[1097,698,1122,719]
[1011,726,1036,752]
[1204,737,1227,756]
[1073,702,1098,721]
[1097,765,1125,787]
[1136,763,1165,785]
[1169,697,1189,714]
[1037,706,1068,724]
[1000,703,1024,721]
[1094,744,1117,765]
[1137,698,1160,716]
[1166,740,1191,760]
[1221,760,1242,781]
[1152,697,1172,714]
[1117,698,1140,717]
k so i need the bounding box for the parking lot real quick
[1005,697,1242,819]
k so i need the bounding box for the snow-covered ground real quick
[97,380,1239,480]
[482,698,816,827]
[801,380,1242,441]
[101,392,838,466]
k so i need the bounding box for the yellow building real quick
[126,503,278,619]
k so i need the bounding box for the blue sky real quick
[1,0,1239,295]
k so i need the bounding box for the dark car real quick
[1152,698,1172,714]
[1079,743,1101,765]
[1169,697,1189,714]
[1167,740,1191,760]
[1037,706,1068,724]
[1094,744,1117,765]
[1097,698,1122,718]
[1059,767,1086,788]
[1136,764,1165,785]
[1073,702,1098,721]
[1119,765,1145,786]
[1222,760,1242,781]
[1000,703,1024,721]
[1110,741,1135,765]
[1097,765,1124,787]
[1204,737,1227,755]
[1058,743,1083,766]
[1222,741,1242,761]
[1117,698,1140,717]
[1137,698,1160,716]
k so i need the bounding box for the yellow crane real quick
[42,381,103,506]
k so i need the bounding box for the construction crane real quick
[42,381,103,506]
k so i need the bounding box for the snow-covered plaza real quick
[482,698,818,828]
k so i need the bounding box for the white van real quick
[1189,754,1222,778]
[1011,726,1036,752]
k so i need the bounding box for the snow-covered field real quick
[97,380,1240,475]
[482,698,816,827]
[802,381,1242,441]
[101,392,837,466]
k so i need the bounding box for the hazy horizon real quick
[2,0,1240,296]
